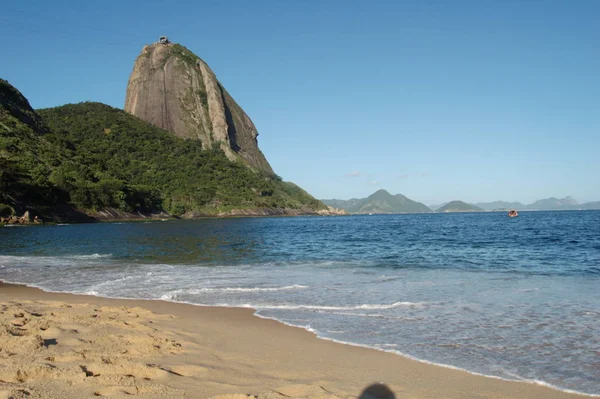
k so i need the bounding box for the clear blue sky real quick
[2,0,599,205]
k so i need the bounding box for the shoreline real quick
[4,209,599,227]
[0,212,346,227]
[0,281,594,399]
[251,312,598,398]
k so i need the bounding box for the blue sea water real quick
[1,211,599,395]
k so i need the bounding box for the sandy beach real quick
[0,282,588,399]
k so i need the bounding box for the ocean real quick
[1,211,599,395]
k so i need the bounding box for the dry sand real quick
[0,282,588,399]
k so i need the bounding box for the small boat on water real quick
[508,209,518,217]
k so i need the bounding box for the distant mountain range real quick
[322,189,431,214]
[324,192,600,214]
[474,196,600,211]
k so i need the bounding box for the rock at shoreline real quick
[317,206,348,216]
[0,211,43,225]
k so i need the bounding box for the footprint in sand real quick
[93,386,138,396]
[155,364,209,377]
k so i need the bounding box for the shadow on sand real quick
[358,383,396,399]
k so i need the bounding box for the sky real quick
[2,0,599,205]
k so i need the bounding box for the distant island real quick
[322,189,431,214]
[436,201,483,213]
[472,197,600,211]
[324,191,600,215]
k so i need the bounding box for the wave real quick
[323,311,422,320]
[66,254,112,259]
[158,285,308,299]
[0,253,112,262]
[376,276,401,283]
[83,275,136,292]
[195,285,309,293]
[238,301,423,311]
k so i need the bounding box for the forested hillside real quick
[0,79,325,221]
[0,79,79,220]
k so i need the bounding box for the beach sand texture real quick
[0,283,588,399]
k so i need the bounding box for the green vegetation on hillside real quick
[38,102,324,215]
[0,79,71,218]
[170,43,200,67]
[1,79,324,219]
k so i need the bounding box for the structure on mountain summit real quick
[158,36,170,44]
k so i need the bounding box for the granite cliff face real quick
[124,43,273,174]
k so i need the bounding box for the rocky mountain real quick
[125,42,273,175]
[526,196,578,210]
[322,189,431,214]
[1,79,328,222]
[436,201,483,213]
[474,201,526,211]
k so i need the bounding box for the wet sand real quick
[0,282,588,399]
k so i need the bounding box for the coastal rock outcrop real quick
[181,205,347,219]
[317,206,348,216]
[124,42,274,174]
[0,211,43,225]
